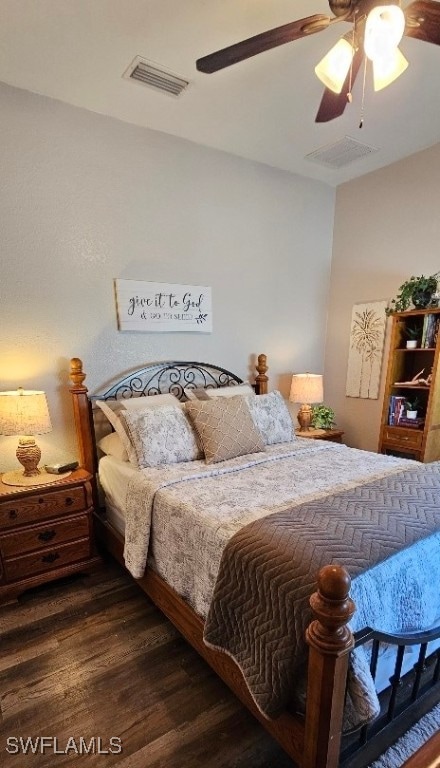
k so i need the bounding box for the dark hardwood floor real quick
[0,559,293,767]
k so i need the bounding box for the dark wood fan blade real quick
[405,0,440,46]
[196,15,330,73]
[315,47,363,123]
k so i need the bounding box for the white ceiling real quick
[0,0,439,186]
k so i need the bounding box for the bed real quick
[68,355,440,768]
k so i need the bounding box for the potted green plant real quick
[386,272,440,316]
[405,395,421,419]
[405,325,421,349]
[311,404,336,430]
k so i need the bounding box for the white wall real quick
[0,82,335,470]
[325,142,440,452]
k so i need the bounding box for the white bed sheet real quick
[99,454,135,531]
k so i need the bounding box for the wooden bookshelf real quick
[378,308,440,462]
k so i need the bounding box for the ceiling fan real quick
[196,1,440,123]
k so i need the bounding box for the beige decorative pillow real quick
[185,396,265,464]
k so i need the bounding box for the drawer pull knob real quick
[65,497,74,506]
[42,552,60,564]
[38,498,45,504]
[38,529,56,543]
[9,509,18,519]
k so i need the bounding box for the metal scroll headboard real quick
[93,360,244,402]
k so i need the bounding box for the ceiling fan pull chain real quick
[359,55,367,129]
[347,16,356,102]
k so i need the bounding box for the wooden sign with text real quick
[114,279,213,333]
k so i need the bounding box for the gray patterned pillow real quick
[95,394,182,459]
[185,396,265,464]
[118,405,203,468]
[246,391,295,445]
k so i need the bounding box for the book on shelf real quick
[421,314,440,348]
[398,416,425,429]
[388,395,406,426]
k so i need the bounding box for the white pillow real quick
[118,405,203,468]
[98,432,129,462]
[184,382,254,401]
[246,391,295,445]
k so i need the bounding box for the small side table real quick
[295,428,344,444]
[0,468,101,603]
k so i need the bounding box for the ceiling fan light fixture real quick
[373,46,408,91]
[315,37,354,94]
[364,5,406,62]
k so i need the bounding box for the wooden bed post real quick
[303,565,355,768]
[69,358,95,476]
[255,353,268,394]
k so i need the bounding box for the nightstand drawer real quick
[4,537,91,580]
[0,513,90,557]
[382,427,424,449]
[0,485,87,530]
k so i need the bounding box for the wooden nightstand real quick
[0,468,101,603]
[295,428,344,443]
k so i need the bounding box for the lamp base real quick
[297,404,313,432]
[2,469,71,487]
[16,436,42,477]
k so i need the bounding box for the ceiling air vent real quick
[123,56,189,97]
[305,136,379,169]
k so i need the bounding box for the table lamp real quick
[0,388,53,486]
[289,374,323,432]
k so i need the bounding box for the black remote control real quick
[45,461,79,474]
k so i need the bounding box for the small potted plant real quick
[405,396,421,419]
[386,272,440,315]
[311,404,336,430]
[405,325,420,349]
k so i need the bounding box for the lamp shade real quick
[289,374,323,405]
[373,46,408,91]
[0,389,52,436]
[364,5,405,63]
[314,37,354,94]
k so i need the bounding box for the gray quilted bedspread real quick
[203,463,440,718]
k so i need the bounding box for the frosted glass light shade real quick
[289,374,324,405]
[373,47,408,91]
[364,5,405,63]
[315,38,354,94]
[0,389,52,436]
